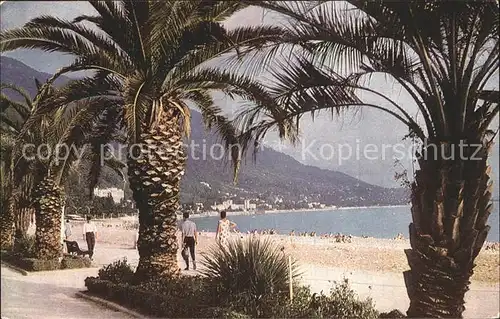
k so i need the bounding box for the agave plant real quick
[201,237,300,317]
[1,80,124,259]
[233,1,498,317]
[1,1,284,279]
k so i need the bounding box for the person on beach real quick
[83,216,98,260]
[216,211,236,248]
[180,212,198,270]
[64,219,72,239]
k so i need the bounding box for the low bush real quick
[200,307,252,319]
[85,277,207,318]
[16,258,60,271]
[379,309,406,318]
[201,237,300,317]
[2,251,90,271]
[309,279,379,319]
[61,255,91,269]
[97,258,134,284]
[138,274,208,299]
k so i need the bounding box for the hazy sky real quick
[1,1,498,190]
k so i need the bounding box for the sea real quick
[193,205,500,242]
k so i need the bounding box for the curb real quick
[33,266,100,276]
[1,261,30,276]
[75,291,149,318]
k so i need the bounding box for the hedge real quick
[1,251,91,272]
[61,255,92,269]
[84,277,242,318]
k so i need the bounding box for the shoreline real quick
[68,222,500,284]
[185,204,412,219]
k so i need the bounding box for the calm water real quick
[194,205,500,241]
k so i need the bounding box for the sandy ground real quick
[53,220,500,317]
[69,219,499,284]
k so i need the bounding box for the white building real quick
[244,199,257,211]
[93,187,124,204]
[211,199,257,211]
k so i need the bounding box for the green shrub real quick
[12,235,35,257]
[85,276,206,318]
[271,285,323,318]
[310,279,379,319]
[61,255,91,269]
[138,274,208,297]
[201,307,252,319]
[379,309,406,318]
[98,258,134,284]
[201,237,300,317]
[2,249,59,272]
[17,258,60,271]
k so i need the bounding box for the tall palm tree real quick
[1,80,124,259]
[1,1,282,279]
[234,1,499,317]
[1,83,40,249]
[0,143,15,249]
[1,84,42,242]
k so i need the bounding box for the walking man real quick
[83,215,98,260]
[180,212,197,270]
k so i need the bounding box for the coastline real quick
[185,203,412,219]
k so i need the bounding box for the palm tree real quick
[233,1,498,317]
[1,1,283,279]
[1,83,37,249]
[1,80,124,259]
[0,146,15,249]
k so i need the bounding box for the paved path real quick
[0,243,198,319]
[1,266,134,319]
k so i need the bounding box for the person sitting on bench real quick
[64,240,90,257]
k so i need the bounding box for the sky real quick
[1,1,498,190]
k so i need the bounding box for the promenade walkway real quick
[1,266,134,319]
[2,242,498,318]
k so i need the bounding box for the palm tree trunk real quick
[128,113,186,281]
[33,177,64,260]
[0,200,15,250]
[15,207,33,238]
[405,141,493,318]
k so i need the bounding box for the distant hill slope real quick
[1,56,409,207]
[1,56,70,100]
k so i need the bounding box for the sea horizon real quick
[188,205,500,242]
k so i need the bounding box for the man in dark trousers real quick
[82,215,97,260]
[180,212,198,270]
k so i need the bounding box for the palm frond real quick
[0,83,33,109]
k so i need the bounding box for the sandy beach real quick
[69,218,499,284]
[58,219,500,317]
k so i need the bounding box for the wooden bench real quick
[64,240,90,257]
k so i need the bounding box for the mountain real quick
[0,56,409,207]
[1,56,70,100]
